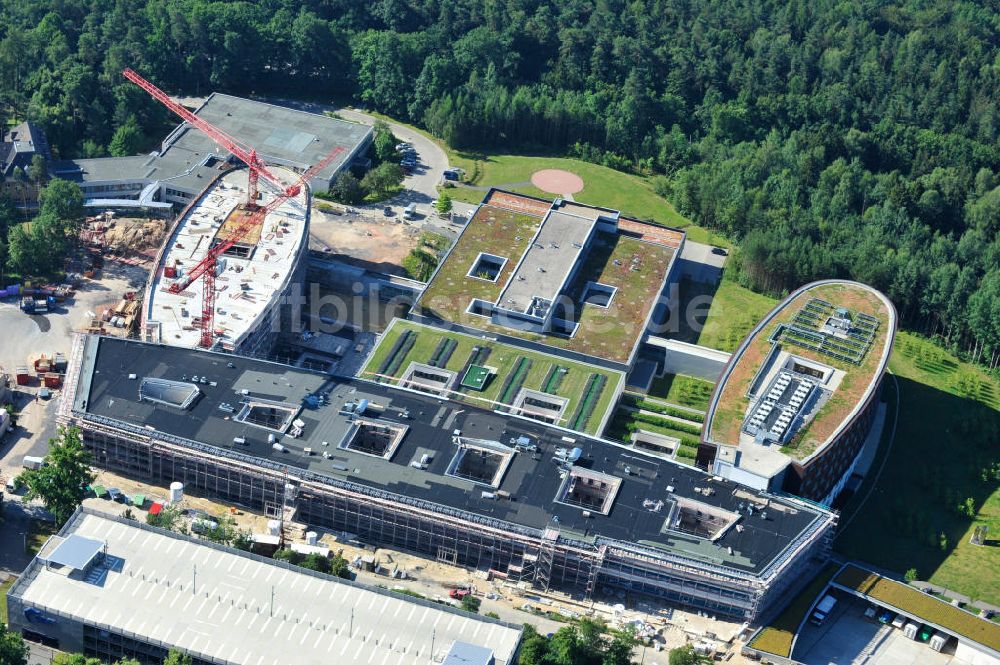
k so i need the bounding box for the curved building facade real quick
[701,280,896,505]
[141,167,310,358]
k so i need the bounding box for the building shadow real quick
[835,374,1000,589]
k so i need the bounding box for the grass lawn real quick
[362,319,623,435]
[26,518,57,555]
[361,108,731,245]
[836,332,1000,606]
[645,374,716,411]
[0,576,14,624]
[694,278,778,353]
[446,152,692,226]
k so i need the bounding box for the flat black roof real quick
[75,336,829,576]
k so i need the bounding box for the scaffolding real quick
[585,545,607,599]
[534,528,559,591]
[67,405,837,623]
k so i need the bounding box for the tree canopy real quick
[20,425,95,525]
[0,623,28,665]
[0,0,997,361]
[516,620,636,665]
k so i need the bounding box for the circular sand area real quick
[531,169,585,195]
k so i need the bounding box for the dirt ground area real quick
[83,215,167,255]
[309,208,421,274]
[81,468,757,661]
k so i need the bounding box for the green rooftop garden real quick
[417,205,678,364]
[834,564,1000,653]
[361,319,623,435]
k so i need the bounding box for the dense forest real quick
[1,0,999,364]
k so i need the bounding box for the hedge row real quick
[499,357,532,404]
[542,365,568,394]
[620,419,701,449]
[429,337,457,368]
[630,411,702,436]
[378,330,416,377]
[623,394,705,423]
[570,373,607,431]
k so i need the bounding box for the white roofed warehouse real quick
[6,508,523,665]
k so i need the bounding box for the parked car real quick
[107,487,125,502]
[383,206,394,217]
[448,588,471,599]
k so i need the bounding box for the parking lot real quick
[0,261,150,489]
[794,596,959,665]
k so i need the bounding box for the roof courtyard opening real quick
[138,377,201,410]
[665,495,741,541]
[555,467,622,515]
[400,362,456,396]
[446,437,515,487]
[468,252,508,282]
[339,419,408,460]
[581,281,617,308]
[511,388,568,425]
[234,400,300,433]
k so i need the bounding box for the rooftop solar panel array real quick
[777,298,878,365]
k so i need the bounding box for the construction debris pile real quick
[82,214,166,254]
[18,352,68,392]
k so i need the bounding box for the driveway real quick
[677,240,728,284]
[333,108,449,203]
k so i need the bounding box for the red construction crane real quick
[176,147,343,348]
[125,68,293,208]
[123,68,345,348]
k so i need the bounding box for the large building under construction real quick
[60,334,837,622]
[140,167,309,356]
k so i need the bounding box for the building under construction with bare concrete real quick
[60,334,837,622]
[141,167,308,356]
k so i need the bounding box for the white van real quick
[403,203,418,220]
[22,455,45,471]
[810,594,837,625]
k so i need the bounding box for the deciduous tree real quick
[20,426,95,525]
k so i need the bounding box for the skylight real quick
[139,378,201,410]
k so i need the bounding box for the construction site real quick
[60,333,838,627]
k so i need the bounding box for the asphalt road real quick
[334,108,447,202]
